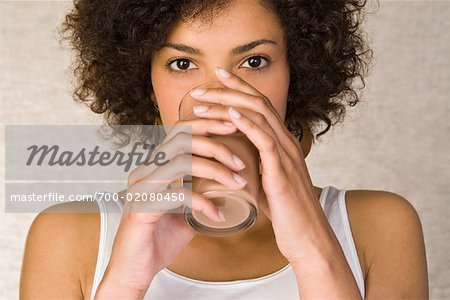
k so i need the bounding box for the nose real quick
[179,79,229,120]
[193,80,225,90]
[196,66,229,88]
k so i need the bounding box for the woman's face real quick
[150,0,290,125]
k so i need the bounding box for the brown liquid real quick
[189,132,261,230]
[178,81,262,235]
[192,195,251,228]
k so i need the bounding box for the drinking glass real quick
[178,81,261,237]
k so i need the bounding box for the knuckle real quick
[174,120,183,126]
[247,120,258,131]
[254,113,265,125]
[172,153,189,168]
[178,132,191,149]
[214,141,229,155]
[127,185,136,195]
[128,167,141,185]
[172,130,186,141]
[209,163,228,180]
[254,96,266,111]
[216,87,226,95]
[171,127,191,142]
[265,138,277,151]
[207,119,221,127]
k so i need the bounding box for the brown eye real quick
[169,59,197,71]
[241,56,269,69]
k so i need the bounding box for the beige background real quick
[1,1,449,299]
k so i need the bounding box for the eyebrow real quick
[162,39,277,56]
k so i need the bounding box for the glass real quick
[178,81,261,237]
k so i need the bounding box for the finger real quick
[227,106,285,178]
[192,103,231,121]
[226,106,284,158]
[191,135,246,172]
[214,67,280,122]
[214,67,261,97]
[193,104,278,144]
[162,132,247,173]
[190,155,248,189]
[130,120,237,183]
[124,186,225,223]
[190,86,300,159]
[190,86,289,137]
[190,86,263,113]
[162,118,237,144]
[129,130,245,184]
[131,153,247,192]
[186,189,226,223]
[203,68,301,152]
[128,130,192,185]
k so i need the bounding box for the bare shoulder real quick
[344,189,428,299]
[20,200,100,299]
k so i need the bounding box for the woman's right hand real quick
[94,116,248,299]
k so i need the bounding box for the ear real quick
[150,91,157,105]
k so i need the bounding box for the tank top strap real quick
[90,194,122,300]
[320,186,365,298]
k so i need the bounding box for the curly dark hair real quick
[60,0,374,143]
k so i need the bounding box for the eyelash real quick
[164,54,271,75]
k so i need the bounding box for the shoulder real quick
[344,189,423,235]
[344,189,428,299]
[344,189,424,249]
[20,200,101,299]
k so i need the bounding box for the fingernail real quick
[232,154,246,170]
[215,67,231,78]
[217,210,226,222]
[193,105,209,114]
[228,107,241,119]
[233,172,247,186]
[190,88,207,97]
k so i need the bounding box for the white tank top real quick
[90,185,365,299]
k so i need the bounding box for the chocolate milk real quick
[178,82,261,237]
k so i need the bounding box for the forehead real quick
[166,0,283,48]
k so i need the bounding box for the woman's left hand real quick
[189,67,338,264]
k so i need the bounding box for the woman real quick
[20,0,428,299]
